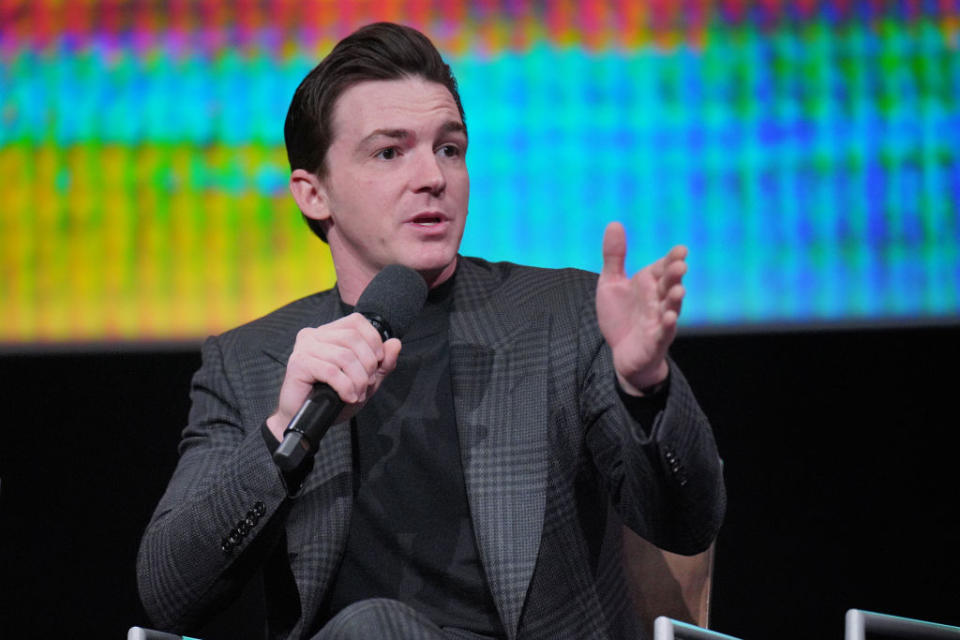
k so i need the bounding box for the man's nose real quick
[412,150,445,196]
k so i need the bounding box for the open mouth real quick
[410,214,446,226]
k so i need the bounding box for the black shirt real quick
[323,276,505,637]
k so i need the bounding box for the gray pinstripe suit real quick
[137,257,725,640]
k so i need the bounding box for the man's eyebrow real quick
[359,128,410,146]
[440,121,467,138]
[357,122,467,151]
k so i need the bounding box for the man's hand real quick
[596,222,687,396]
[266,313,402,441]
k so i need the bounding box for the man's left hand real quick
[596,221,687,396]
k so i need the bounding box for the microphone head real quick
[354,264,429,339]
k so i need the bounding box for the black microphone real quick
[272,265,428,472]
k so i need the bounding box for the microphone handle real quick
[272,383,343,472]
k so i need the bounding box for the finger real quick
[297,357,364,404]
[656,247,687,296]
[304,347,375,403]
[659,245,688,277]
[300,316,382,361]
[343,312,386,361]
[312,315,386,372]
[663,283,685,317]
[290,331,380,401]
[366,338,403,398]
[379,338,402,375]
[648,255,666,282]
[664,307,679,326]
[667,244,688,262]
[658,258,687,298]
[300,332,382,396]
[333,345,381,393]
[601,222,627,278]
[661,310,679,343]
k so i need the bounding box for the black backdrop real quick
[2,324,958,639]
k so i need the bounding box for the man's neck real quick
[335,256,459,305]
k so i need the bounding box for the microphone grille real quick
[354,265,429,339]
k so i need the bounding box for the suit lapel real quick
[450,260,550,639]
[259,291,355,632]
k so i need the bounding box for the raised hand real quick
[596,222,687,395]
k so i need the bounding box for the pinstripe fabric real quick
[137,257,725,640]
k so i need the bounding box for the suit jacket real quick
[137,257,725,640]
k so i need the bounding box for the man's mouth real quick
[410,213,446,226]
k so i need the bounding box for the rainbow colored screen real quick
[2,1,958,345]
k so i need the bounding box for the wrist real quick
[617,360,670,397]
[266,412,290,442]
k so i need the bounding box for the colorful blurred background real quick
[3,4,959,640]
[2,0,958,345]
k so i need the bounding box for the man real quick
[138,22,725,640]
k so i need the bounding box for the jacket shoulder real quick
[214,288,339,352]
[458,256,598,309]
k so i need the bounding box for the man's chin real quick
[407,255,458,288]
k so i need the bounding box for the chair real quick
[127,627,201,640]
[845,609,960,640]
[653,616,742,640]
[621,524,716,636]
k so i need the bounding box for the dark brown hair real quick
[284,22,466,241]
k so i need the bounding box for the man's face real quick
[309,76,469,290]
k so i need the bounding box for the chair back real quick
[845,609,960,640]
[621,525,715,636]
[653,616,741,640]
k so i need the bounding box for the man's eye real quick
[376,147,398,160]
[437,144,462,158]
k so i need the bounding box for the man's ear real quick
[289,168,331,223]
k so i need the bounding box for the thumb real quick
[601,222,627,278]
[365,338,402,400]
[378,338,403,377]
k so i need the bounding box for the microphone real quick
[272,265,428,472]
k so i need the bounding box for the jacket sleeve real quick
[576,288,726,555]
[136,335,291,632]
